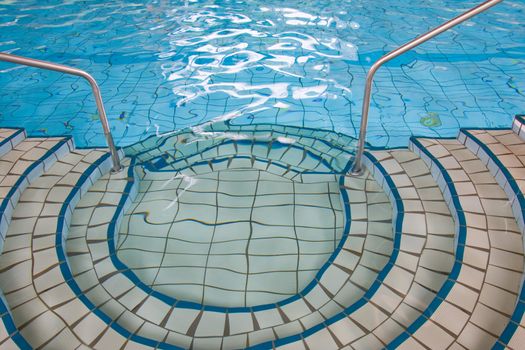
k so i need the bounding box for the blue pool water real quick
[0,0,524,148]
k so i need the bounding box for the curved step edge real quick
[459,128,525,350]
[54,157,186,350]
[251,151,405,349]
[385,136,467,348]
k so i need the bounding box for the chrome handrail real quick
[0,52,122,172]
[350,0,503,175]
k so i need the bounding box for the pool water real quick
[117,167,344,307]
[64,124,395,346]
[0,0,524,149]
[116,122,357,308]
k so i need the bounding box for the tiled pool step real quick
[0,136,73,248]
[0,141,113,349]
[397,136,524,349]
[0,131,75,349]
[458,128,525,349]
[62,160,395,349]
[1,117,525,349]
[511,114,525,143]
[0,128,25,158]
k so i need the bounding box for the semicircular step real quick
[63,154,395,349]
[271,149,456,349]
[1,117,524,349]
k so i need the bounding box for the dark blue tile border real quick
[460,127,525,350]
[385,136,467,349]
[0,297,31,349]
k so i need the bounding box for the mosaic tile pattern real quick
[397,137,524,349]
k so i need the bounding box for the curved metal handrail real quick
[350,0,503,175]
[0,52,122,172]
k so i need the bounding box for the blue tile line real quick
[386,136,467,349]
[54,153,185,350]
[0,136,71,350]
[246,151,404,349]
[103,155,354,314]
[460,126,525,350]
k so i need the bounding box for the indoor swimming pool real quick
[0,0,525,349]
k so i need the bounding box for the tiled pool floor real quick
[117,167,344,307]
[1,0,524,149]
[64,160,393,348]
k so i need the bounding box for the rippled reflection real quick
[0,0,523,148]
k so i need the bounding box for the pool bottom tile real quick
[116,167,344,308]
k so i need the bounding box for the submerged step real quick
[64,137,395,349]
[0,148,112,349]
[278,149,456,349]
[459,128,525,350]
